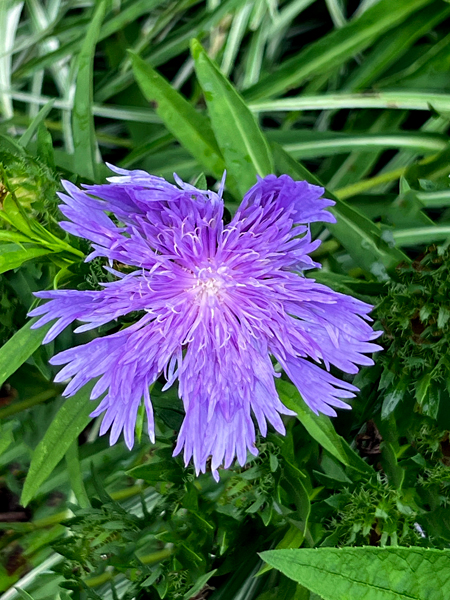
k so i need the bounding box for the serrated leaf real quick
[277,379,372,474]
[21,381,97,506]
[191,39,273,196]
[260,547,450,600]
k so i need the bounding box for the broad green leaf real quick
[277,379,372,474]
[72,0,106,181]
[0,243,52,274]
[21,382,97,506]
[129,52,227,182]
[191,39,273,196]
[0,319,51,388]
[260,547,450,600]
[13,589,36,600]
[244,0,434,100]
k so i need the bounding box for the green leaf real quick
[277,379,372,474]
[344,2,450,91]
[129,52,226,181]
[21,382,97,506]
[65,440,91,509]
[0,319,52,388]
[0,242,52,274]
[272,143,408,278]
[19,98,55,147]
[191,39,273,196]
[13,589,36,600]
[72,0,106,181]
[260,547,450,600]
[380,442,405,490]
[244,0,434,100]
[183,569,217,600]
[0,422,14,457]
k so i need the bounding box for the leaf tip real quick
[190,38,203,60]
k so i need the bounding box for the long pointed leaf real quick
[21,381,97,506]
[72,1,106,181]
[191,39,273,196]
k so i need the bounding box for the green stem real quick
[0,389,59,419]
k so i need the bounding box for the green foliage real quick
[1,0,450,598]
[260,546,450,600]
[377,243,450,419]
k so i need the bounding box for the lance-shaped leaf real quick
[129,52,227,183]
[191,39,273,196]
[21,382,97,506]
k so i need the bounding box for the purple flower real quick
[29,166,381,479]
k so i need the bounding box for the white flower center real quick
[191,265,230,303]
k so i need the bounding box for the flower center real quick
[191,265,230,303]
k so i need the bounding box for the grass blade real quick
[72,0,106,181]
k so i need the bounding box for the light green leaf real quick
[21,382,97,506]
[392,226,450,246]
[129,52,226,181]
[191,38,273,196]
[65,440,91,509]
[0,243,53,274]
[0,422,14,457]
[244,0,434,100]
[248,91,450,114]
[19,98,55,147]
[0,319,51,388]
[277,379,372,474]
[260,547,450,600]
[72,0,106,181]
[13,589,35,600]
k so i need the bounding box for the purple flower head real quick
[29,166,382,480]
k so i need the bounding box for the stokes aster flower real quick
[30,166,381,479]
